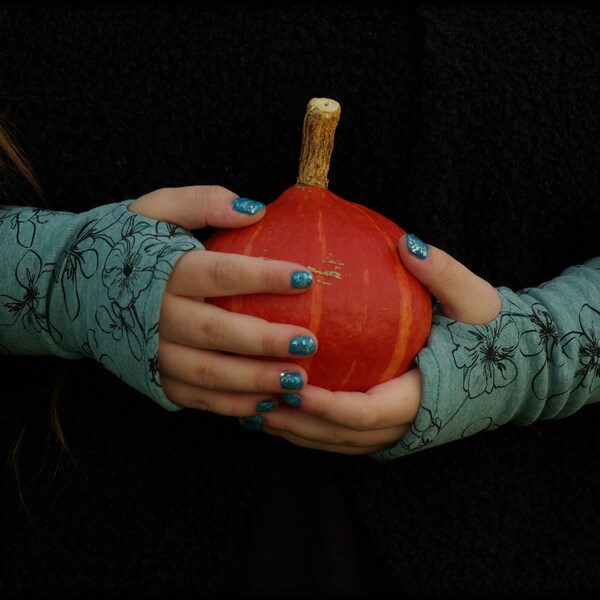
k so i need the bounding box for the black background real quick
[1,3,600,596]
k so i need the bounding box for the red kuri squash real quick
[204,98,432,391]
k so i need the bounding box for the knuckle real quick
[352,409,381,432]
[259,329,282,356]
[330,430,353,447]
[192,392,223,415]
[190,396,212,412]
[200,315,228,348]
[206,184,228,197]
[209,256,238,291]
[262,263,282,291]
[193,185,211,210]
[251,367,273,394]
[188,390,243,417]
[195,184,229,208]
[436,253,460,285]
[191,360,221,389]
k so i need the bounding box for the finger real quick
[311,370,422,429]
[262,428,387,455]
[129,185,267,229]
[271,370,422,431]
[399,233,501,324]
[159,341,307,393]
[257,406,403,454]
[160,375,279,417]
[160,295,317,357]
[165,250,313,298]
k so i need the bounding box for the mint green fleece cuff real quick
[0,200,204,411]
[373,257,600,459]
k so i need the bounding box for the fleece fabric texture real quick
[378,259,600,458]
[1,4,600,596]
[0,201,201,411]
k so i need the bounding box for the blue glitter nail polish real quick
[241,414,266,431]
[232,197,265,215]
[256,399,276,412]
[290,270,313,289]
[406,233,429,259]
[281,393,302,407]
[289,336,316,356]
[280,371,303,390]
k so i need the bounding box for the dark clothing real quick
[1,3,600,596]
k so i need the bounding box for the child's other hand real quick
[130,186,317,416]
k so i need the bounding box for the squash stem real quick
[296,97,341,189]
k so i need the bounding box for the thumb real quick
[399,233,501,325]
[129,185,267,230]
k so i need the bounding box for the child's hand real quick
[130,186,317,415]
[251,234,500,454]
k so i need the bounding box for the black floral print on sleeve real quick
[451,314,520,399]
[391,284,600,456]
[561,304,600,396]
[0,248,62,341]
[0,206,58,248]
[1,202,202,409]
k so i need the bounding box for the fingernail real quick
[289,336,316,356]
[280,371,303,390]
[232,197,265,215]
[241,414,266,431]
[290,270,313,289]
[281,393,302,407]
[406,233,429,259]
[256,399,277,412]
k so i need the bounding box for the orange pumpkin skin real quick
[204,185,432,391]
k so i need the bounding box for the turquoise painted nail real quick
[289,336,316,356]
[406,233,429,259]
[280,371,303,390]
[232,197,265,215]
[256,399,277,412]
[281,393,302,407]
[291,270,313,289]
[241,414,266,431]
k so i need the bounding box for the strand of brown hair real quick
[0,116,44,200]
[1,118,72,518]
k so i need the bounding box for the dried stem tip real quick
[296,97,341,189]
